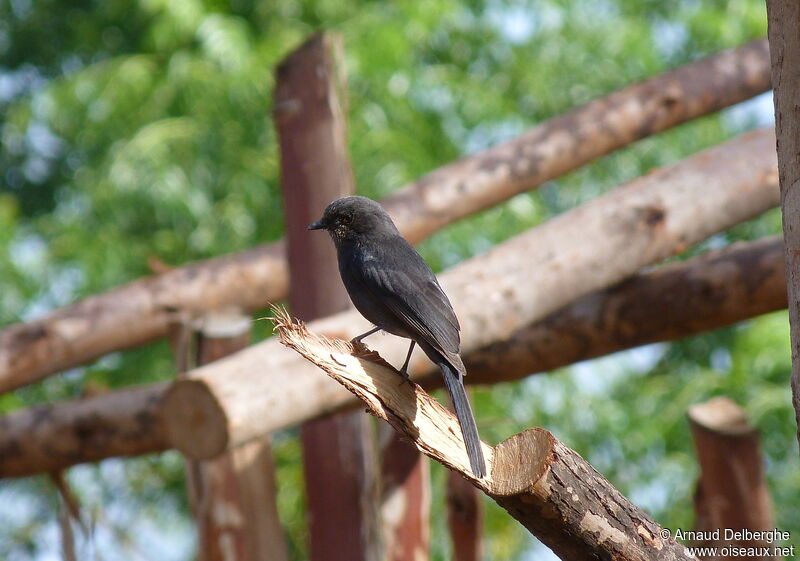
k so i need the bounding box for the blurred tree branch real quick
[0,39,772,392]
[0,234,785,478]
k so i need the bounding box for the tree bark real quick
[766,0,800,447]
[0,383,168,477]
[688,397,777,561]
[275,312,694,561]
[0,235,786,478]
[275,32,380,561]
[0,39,772,392]
[162,129,780,459]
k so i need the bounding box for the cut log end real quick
[162,378,229,459]
[275,308,693,560]
[688,396,755,436]
[487,429,555,496]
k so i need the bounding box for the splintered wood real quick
[274,307,695,561]
[274,306,493,482]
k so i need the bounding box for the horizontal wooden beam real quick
[0,234,784,477]
[161,129,779,460]
[0,39,772,392]
[0,130,782,477]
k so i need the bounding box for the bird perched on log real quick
[309,195,486,478]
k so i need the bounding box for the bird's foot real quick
[397,367,412,387]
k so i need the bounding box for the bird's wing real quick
[359,243,461,357]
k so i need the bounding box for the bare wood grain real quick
[275,312,694,561]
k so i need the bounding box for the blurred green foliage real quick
[1,0,795,559]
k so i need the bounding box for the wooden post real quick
[447,471,482,561]
[378,422,430,561]
[688,397,778,560]
[275,32,379,561]
[766,0,800,447]
[173,309,289,561]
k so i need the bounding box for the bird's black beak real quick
[308,220,326,231]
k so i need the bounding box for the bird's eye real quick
[340,213,353,225]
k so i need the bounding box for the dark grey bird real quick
[309,195,487,478]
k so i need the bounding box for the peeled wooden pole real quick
[162,129,780,458]
[275,313,694,561]
[0,39,772,392]
[465,235,787,382]
[0,234,785,478]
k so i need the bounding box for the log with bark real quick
[0,384,168,478]
[0,234,785,478]
[0,39,772,392]
[274,311,694,561]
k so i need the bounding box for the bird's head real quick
[308,196,397,243]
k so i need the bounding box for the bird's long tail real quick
[439,361,487,478]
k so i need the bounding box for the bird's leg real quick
[397,341,415,385]
[351,326,381,344]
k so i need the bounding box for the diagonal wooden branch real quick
[272,308,489,478]
[0,39,771,392]
[274,309,694,561]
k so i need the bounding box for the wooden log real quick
[766,0,800,447]
[0,384,168,477]
[688,397,777,560]
[275,32,379,561]
[464,236,787,383]
[162,129,780,459]
[0,235,785,478]
[0,39,772,392]
[274,312,694,561]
